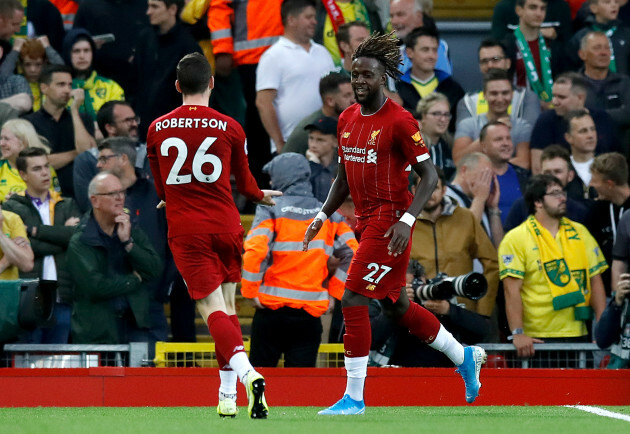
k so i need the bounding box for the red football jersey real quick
[147,105,263,237]
[337,99,430,221]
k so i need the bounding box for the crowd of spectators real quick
[1,0,630,369]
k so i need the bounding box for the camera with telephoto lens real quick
[412,270,487,301]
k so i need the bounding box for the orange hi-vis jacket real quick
[208,0,284,66]
[242,203,358,318]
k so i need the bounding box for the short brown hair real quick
[19,39,46,61]
[590,152,629,186]
[540,144,572,167]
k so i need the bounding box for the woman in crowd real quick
[0,119,60,202]
[415,93,456,181]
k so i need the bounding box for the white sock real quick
[428,325,465,366]
[344,355,368,401]
[229,352,254,383]
[219,370,237,399]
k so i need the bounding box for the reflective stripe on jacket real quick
[242,196,357,318]
[208,0,284,65]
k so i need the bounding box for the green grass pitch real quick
[1,406,629,434]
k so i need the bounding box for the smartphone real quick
[93,33,115,44]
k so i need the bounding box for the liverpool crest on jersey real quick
[367,129,381,146]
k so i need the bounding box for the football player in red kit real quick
[147,53,280,419]
[304,33,487,415]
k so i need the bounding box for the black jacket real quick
[131,22,201,140]
[3,193,81,304]
[73,0,150,93]
[395,69,464,131]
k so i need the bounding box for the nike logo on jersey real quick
[342,132,351,138]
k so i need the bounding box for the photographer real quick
[370,261,491,367]
[409,168,499,319]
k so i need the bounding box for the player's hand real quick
[512,334,544,358]
[115,212,131,243]
[70,88,85,109]
[615,273,630,306]
[384,221,411,257]
[303,217,324,251]
[156,200,166,209]
[257,189,282,206]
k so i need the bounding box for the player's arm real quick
[385,159,438,257]
[303,162,349,251]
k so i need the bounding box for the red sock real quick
[229,315,242,336]
[215,315,242,371]
[342,305,371,358]
[398,301,441,343]
[207,311,245,364]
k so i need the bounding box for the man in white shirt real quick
[255,0,335,154]
[564,108,597,188]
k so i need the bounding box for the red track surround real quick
[1,368,629,407]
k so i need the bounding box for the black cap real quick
[304,116,337,136]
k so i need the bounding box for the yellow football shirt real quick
[498,218,608,338]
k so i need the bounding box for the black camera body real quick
[0,279,56,341]
[412,271,487,301]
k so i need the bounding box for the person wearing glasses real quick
[73,101,147,213]
[454,69,532,170]
[456,39,541,129]
[93,136,173,362]
[414,93,456,180]
[499,174,607,367]
[66,171,161,347]
[395,26,464,130]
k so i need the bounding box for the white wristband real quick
[314,211,328,223]
[399,212,416,227]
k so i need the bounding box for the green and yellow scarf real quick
[526,216,593,320]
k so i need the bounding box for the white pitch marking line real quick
[565,405,630,422]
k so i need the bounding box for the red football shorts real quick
[344,218,410,302]
[169,230,244,300]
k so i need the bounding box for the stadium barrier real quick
[3,343,148,368]
[153,341,345,368]
[2,342,609,369]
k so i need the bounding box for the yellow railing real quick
[154,342,345,368]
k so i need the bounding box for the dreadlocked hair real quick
[352,32,401,79]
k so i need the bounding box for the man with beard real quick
[73,101,146,212]
[499,174,607,366]
[304,32,486,415]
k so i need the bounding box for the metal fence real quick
[1,343,148,368]
[478,343,605,369]
[0,342,608,369]
[153,342,346,368]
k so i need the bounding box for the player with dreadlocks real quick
[304,33,487,414]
